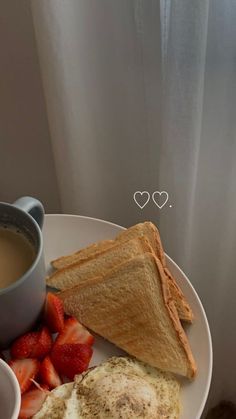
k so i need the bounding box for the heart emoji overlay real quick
[133,191,150,209]
[152,191,169,209]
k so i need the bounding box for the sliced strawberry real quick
[39,356,62,389]
[19,386,48,418]
[44,292,64,333]
[10,332,39,359]
[54,317,94,347]
[30,327,53,359]
[51,343,93,380]
[9,358,40,394]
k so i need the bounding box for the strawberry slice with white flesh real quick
[54,316,94,347]
[44,292,64,333]
[19,386,48,418]
[39,356,62,389]
[9,358,40,394]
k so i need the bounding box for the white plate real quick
[43,214,212,419]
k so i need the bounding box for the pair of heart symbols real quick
[133,191,170,209]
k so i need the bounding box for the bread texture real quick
[115,221,166,267]
[51,239,114,270]
[58,253,197,379]
[117,222,193,323]
[47,237,152,290]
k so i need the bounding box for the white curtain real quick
[159,0,236,410]
[31,0,236,412]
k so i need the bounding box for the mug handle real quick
[13,196,44,229]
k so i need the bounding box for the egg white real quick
[72,357,181,418]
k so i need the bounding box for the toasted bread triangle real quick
[58,253,196,379]
[47,237,152,291]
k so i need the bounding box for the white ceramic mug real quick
[0,196,46,348]
[0,359,21,419]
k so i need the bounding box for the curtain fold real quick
[31,0,236,411]
[159,0,210,267]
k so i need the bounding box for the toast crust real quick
[153,257,196,378]
[164,268,194,323]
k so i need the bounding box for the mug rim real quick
[0,202,43,296]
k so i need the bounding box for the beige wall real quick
[0,1,61,213]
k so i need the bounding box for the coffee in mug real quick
[0,225,36,290]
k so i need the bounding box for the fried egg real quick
[70,357,181,418]
[34,357,181,418]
